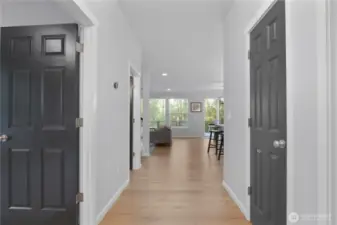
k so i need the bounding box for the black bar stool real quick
[207,129,221,154]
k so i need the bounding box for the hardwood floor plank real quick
[99,138,250,225]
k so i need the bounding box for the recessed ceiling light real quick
[162,73,168,76]
[167,88,171,91]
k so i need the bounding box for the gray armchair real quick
[150,126,172,146]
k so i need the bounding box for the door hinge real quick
[76,118,84,128]
[133,118,135,123]
[248,50,252,60]
[248,118,252,128]
[133,152,135,157]
[76,42,84,53]
[248,186,252,196]
[76,192,84,204]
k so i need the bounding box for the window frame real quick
[168,98,189,128]
[149,98,166,128]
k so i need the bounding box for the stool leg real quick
[215,133,219,155]
[218,135,224,160]
[207,131,212,153]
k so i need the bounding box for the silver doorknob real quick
[0,134,9,143]
[273,139,286,149]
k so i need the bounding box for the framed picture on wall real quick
[190,102,202,112]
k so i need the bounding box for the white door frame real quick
[129,64,142,170]
[0,2,99,225]
[61,2,99,225]
[316,1,332,224]
[327,0,336,224]
[79,25,98,225]
[245,0,332,224]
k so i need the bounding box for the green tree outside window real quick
[149,99,166,128]
[169,99,188,127]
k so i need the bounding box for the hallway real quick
[99,139,249,225]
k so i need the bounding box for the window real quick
[204,98,225,133]
[169,99,188,127]
[219,98,225,124]
[204,99,217,132]
[149,99,166,128]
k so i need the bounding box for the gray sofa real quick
[150,126,172,146]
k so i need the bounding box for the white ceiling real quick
[119,0,234,92]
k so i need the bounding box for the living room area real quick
[145,90,224,154]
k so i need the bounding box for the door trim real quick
[129,75,134,170]
[79,25,98,225]
[326,1,336,224]
[245,0,333,224]
[129,64,142,171]
[317,1,332,224]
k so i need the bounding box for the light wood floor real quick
[99,138,250,225]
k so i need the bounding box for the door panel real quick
[41,148,66,210]
[41,67,65,130]
[1,24,79,225]
[250,1,287,225]
[10,70,32,128]
[9,148,32,209]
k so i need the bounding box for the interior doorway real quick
[249,1,287,225]
[0,24,80,225]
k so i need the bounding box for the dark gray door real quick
[1,24,79,225]
[250,1,287,225]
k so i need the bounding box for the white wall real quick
[2,2,76,27]
[83,1,142,222]
[285,1,319,222]
[150,90,223,138]
[0,2,2,26]
[223,0,320,223]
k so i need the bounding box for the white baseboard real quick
[133,164,142,170]
[96,179,129,224]
[142,152,150,157]
[222,180,250,221]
